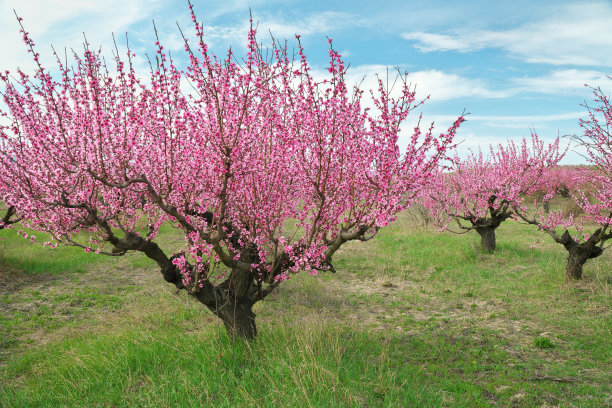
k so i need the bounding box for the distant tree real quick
[421,136,564,252]
[532,166,579,213]
[518,83,612,280]
[531,166,579,213]
[0,9,463,338]
[538,166,578,198]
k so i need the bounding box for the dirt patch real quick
[317,263,551,352]
[0,266,59,293]
[0,256,168,364]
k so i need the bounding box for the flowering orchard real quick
[420,135,564,252]
[531,165,580,214]
[0,9,464,338]
[518,83,612,280]
[534,166,578,199]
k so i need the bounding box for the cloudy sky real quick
[2,0,611,163]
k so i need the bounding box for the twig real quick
[529,375,580,383]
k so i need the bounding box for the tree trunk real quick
[564,244,602,281]
[213,298,257,339]
[189,267,261,340]
[89,210,268,340]
[131,242,259,339]
[476,226,497,252]
[470,202,509,253]
[565,248,587,280]
[561,232,604,281]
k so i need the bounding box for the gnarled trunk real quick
[560,230,604,282]
[516,214,611,283]
[0,205,19,229]
[470,198,511,253]
[476,226,497,252]
[123,237,262,340]
[189,268,261,340]
[213,298,257,339]
[564,244,603,281]
[566,248,588,280]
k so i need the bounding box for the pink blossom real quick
[0,8,464,335]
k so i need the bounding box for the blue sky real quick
[2,0,612,163]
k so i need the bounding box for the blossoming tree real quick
[532,166,579,213]
[517,84,612,280]
[421,135,564,252]
[537,166,578,198]
[0,10,464,338]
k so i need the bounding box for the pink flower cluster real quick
[528,82,612,244]
[420,134,564,230]
[532,166,580,197]
[0,12,463,285]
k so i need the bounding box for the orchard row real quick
[0,5,609,338]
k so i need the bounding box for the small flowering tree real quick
[518,84,612,280]
[518,168,611,280]
[421,135,564,252]
[0,10,463,338]
[532,166,579,212]
[538,166,578,198]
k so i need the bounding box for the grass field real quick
[0,213,610,407]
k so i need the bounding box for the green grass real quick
[1,213,611,407]
[1,319,447,407]
[0,227,109,275]
[534,336,555,349]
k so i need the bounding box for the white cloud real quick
[338,65,510,103]
[406,70,511,101]
[0,0,164,73]
[341,66,612,107]
[402,32,479,53]
[199,10,362,49]
[260,11,356,38]
[410,112,584,135]
[468,112,584,123]
[402,2,612,66]
[511,69,612,95]
[467,112,585,131]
